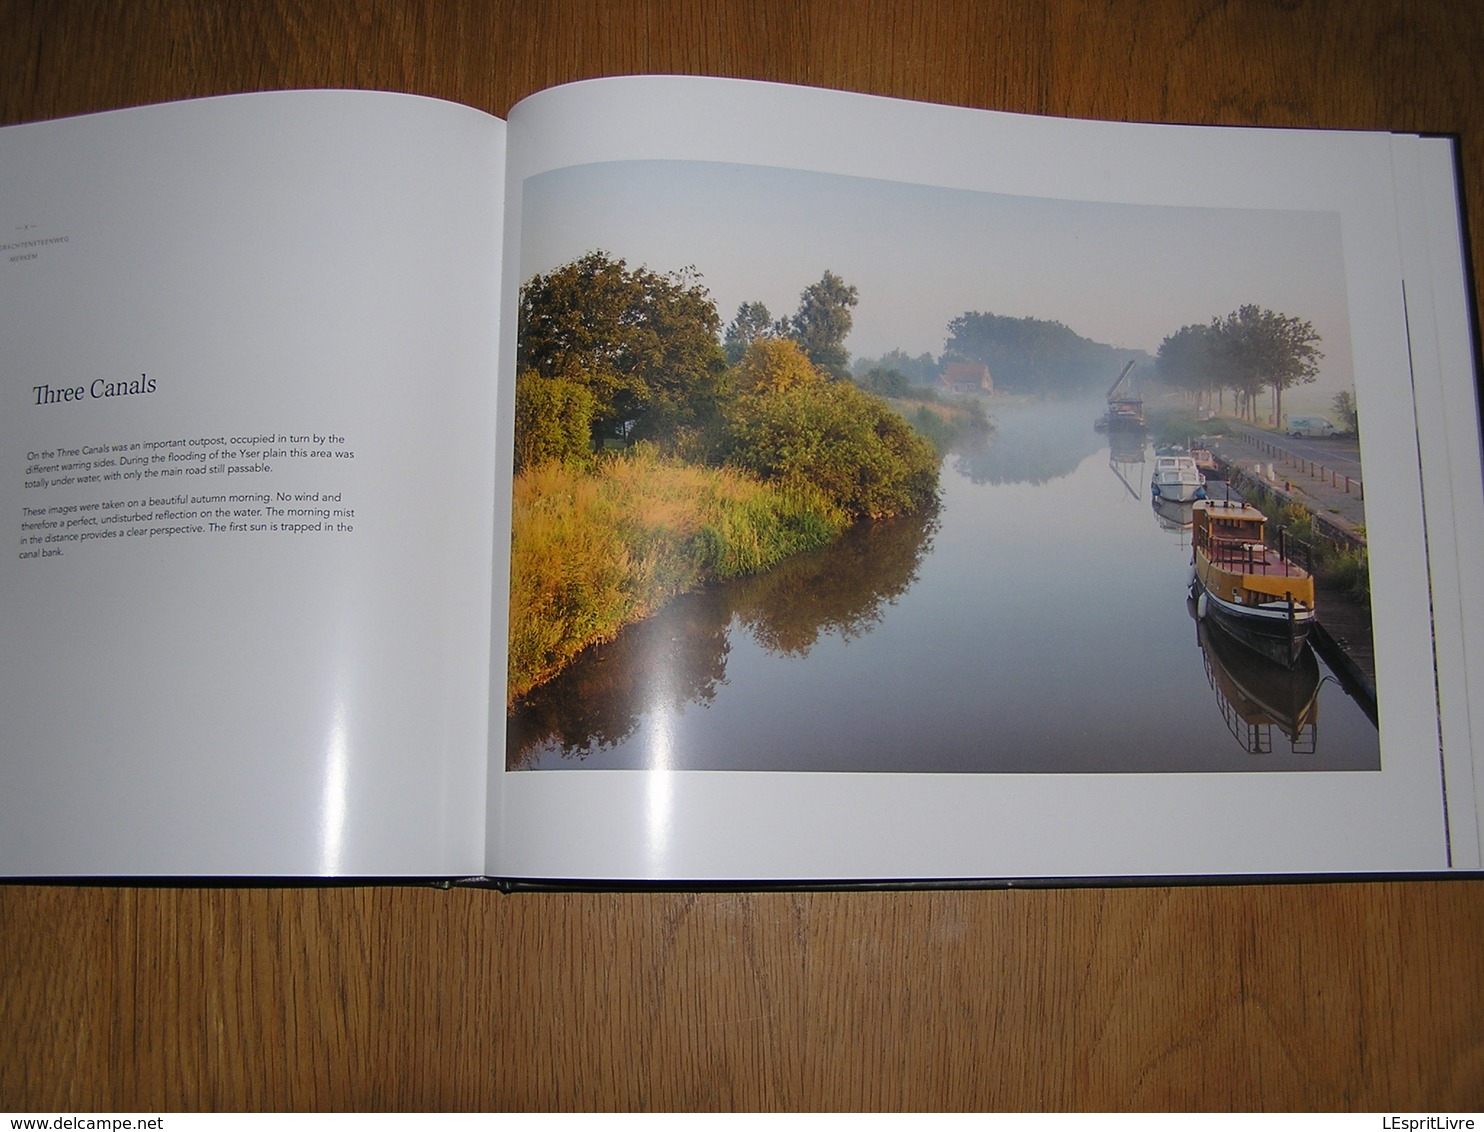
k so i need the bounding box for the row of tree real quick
[849,307,1327,425]
[851,349,940,387]
[521,254,1324,434]
[1155,305,1323,422]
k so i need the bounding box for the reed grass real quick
[508,445,846,705]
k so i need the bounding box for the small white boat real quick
[1150,452,1205,502]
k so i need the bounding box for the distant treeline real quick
[853,312,1150,396]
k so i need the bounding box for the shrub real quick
[513,370,595,471]
[725,377,940,520]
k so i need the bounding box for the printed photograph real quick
[505,160,1379,773]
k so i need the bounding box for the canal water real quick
[508,396,1381,773]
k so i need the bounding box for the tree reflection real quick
[507,593,732,768]
[730,505,937,656]
[954,397,1104,486]
[506,503,937,768]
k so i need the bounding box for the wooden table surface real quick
[2,0,1482,1112]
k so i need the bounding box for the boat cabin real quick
[1103,397,1144,429]
[1191,499,1316,668]
[1192,500,1311,591]
[1195,501,1265,561]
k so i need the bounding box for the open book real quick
[3,77,1480,883]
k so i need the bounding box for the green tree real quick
[517,251,728,445]
[853,349,940,386]
[1214,304,1322,424]
[1156,307,1324,421]
[1156,322,1230,412]
[726,340,938,520]
[723,301,775,364]
[733,335,828,394]
[788,271,859,377]
[855,367,914,398]
[1332,389,1359,434]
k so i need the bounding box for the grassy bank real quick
[508,445,848,706]
[1148,406,1227,448]
[888,394,990,454]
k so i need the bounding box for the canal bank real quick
[1311,578,1378,722]
[1206,448,1376,714]
[1205,431,1365,537]
[511,399,1381,772]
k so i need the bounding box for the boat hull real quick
[1192,573,1314,668]
[1151,453,1206,502]
[1151,477,1205,502]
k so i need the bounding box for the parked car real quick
[1287,415,1337,438]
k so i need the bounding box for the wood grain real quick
[3,883,1482,1109]
[1,0,1482,1111]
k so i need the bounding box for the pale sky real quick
[519,159,1355,393]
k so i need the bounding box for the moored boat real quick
[1190,499,1315,668]
[1150,451,1206,502]
[1098,397,1145,431]
[1191,440,1221,479]
[1095,359,1145,431]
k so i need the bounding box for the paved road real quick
[1203,425,1368,536]
[1270,431,1362,476]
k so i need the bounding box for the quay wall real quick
[1215,457,1377,712]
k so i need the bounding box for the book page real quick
[490,76,1474,882]
[1,91,504,876]
[1395,134,1484,868]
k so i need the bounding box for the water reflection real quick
[1151,496,1193,535]
[1194,606,1323,755]
[507,594,732,768]
[1106,429,1148,500]
[954,397,1104,486]
[1107,428,1148,466]
[507,505,938,768]
[731,506,938,656]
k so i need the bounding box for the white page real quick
[1401,135,1484,867]
[491,76,1473,881]
[1,91,504,876]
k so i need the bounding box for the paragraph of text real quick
[15,430,359,562]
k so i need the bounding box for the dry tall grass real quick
[508,445,844,706]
